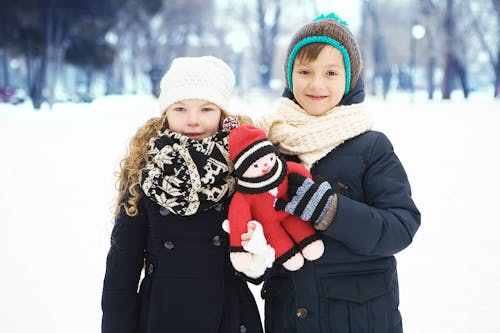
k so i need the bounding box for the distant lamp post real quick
[409,22,426,101]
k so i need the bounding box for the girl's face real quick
[165,99,222,140]
[292,45,346,116]
[242,153,277,178]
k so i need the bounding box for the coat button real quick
[212,235,222,246]
[296,307,308,319]
[164,241,175,250]
[239,324,247,333]
[160,207,170,216]
[147,263,154,275]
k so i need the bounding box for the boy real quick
[257,13,420,333]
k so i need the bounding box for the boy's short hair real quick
[285,13,361,95]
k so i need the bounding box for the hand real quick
[222,220,275,278]
[241,221,257,247]
[222,220,260,247]
[275,173,334,225]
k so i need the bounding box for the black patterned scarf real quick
[140,128,236,216]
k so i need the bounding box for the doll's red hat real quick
[223,117,277,177]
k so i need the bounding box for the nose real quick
[186,110,199,125]
[309,74,323,89]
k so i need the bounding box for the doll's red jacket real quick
[227,161,317,261]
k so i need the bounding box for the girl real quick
[101,56,263,333]
[256,13,421,333]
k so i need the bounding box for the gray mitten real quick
[275,173,335,225]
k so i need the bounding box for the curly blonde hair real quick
[114,110,253,218]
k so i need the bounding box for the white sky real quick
[1,91,499,332]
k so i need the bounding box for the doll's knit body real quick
[228,161,319,264]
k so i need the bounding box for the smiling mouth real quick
[306,94,327,101]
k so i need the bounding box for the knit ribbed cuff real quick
[313,193,338,231]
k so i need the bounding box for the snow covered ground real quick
[1,92,499,332]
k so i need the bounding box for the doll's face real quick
[242,153,277,178]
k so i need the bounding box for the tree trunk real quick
[85,67,93,100]
[365,1,391,99]
[493,0,500,97]
[257,0,281,88]
[1,50,9,86]
[424,23,436,99]
[495,49,500,98]
[427,57,436,99]
[442,0,469,99]
[44,6,66,108]
[27,53,46,110]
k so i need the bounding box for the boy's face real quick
[292,45,346,116]
[166,99,222,140]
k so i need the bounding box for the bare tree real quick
[492,0,500,97]
[442,0,469,99]
[363,0,391,98]
[464,0,499,97]
[256,0,281,87]
[145,0,219,96]
[418,0,439,99]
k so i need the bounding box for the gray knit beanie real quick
[285,13,361,95]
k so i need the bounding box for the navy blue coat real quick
[262,77,420,333]
[101,196,263,333]
[261,130,420,333]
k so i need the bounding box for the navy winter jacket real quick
[263,80,420,332]
[101,197,263,333]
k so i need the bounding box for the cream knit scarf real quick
[257,98,374,170]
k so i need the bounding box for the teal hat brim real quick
[287,36,351,95]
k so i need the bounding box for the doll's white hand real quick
[222,219,275,278]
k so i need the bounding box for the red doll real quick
[223,118,324,272]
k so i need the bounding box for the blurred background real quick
[0,0,498,109]
[1,1,500,333]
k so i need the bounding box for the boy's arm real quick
[323,133,420,256]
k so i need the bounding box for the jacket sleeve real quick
[323,133,420,257]
[101,198,148,333]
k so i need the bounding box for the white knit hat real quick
[158,56,235,112]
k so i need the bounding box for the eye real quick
[269,156,274,161]
[253,164,259,168]
[298,70,309,75]
[174,106,186,112]
[201,107,215,112]
[327,71,338,77]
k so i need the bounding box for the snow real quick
[1,92,499,332]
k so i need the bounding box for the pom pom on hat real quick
[285,12,361,95]
[222,116,241,132]
[158,56,235,112]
